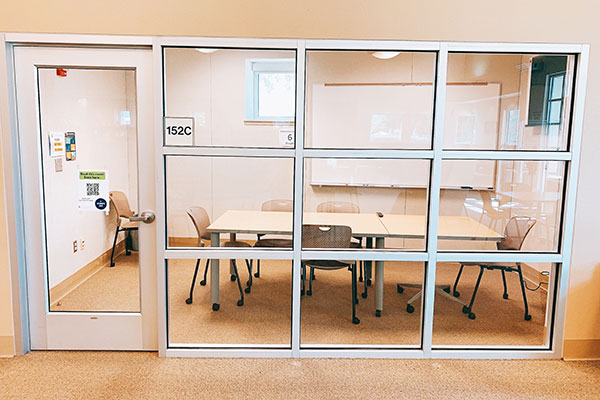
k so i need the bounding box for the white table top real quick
[208,210,502,241]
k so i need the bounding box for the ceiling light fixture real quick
[371,51,400,60]
[196,48,218,54]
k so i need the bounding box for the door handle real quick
[129,211,155,224]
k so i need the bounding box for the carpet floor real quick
[54,253,550,347]
[1,352,599,399]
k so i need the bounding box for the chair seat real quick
[121,220,139,229]
[304,259,353,270]
[224,241,252,248]
[462,261,517,267]
[254,238,293,248]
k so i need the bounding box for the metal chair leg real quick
[501,269,509,299]
[463,266,485,319]
[452,263,464,297]
[307,267,314,296]
[200,259,209,286]
[359,260,363,282]
[351,263,360,324]
[110,227,120,267]
[185,259,201,304]
[255,259,261,278]
[125,229,132,256]
[231,260,244,307]
[301,263,306,296]
[516,263,532,321]
[244,259,253,293]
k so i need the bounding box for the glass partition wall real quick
[158,40,585,358]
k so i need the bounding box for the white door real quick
[14,46,157,350]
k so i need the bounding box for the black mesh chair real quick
[453,216,537,320]
[302,224,360,325]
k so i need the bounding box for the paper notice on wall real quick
[77,171,109,212]
[49,132,65,157]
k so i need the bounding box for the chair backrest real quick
[302,225,352,249]
[262,199,293,212]
[186,206,212,244]
[316,201,360,214]
[497,216,536,251]
[109,191,134,223]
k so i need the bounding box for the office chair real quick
[185,206,253,307]
[252,200,293,288]
[108,191,138,267]
[302,224,360,324]
[316,201,370,297]
[452,216,537,320]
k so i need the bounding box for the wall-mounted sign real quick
[65,132,76,161]
[164,117,194,146]
[77,170,109,212]
[279,128,294,148]
[49,132,65,157]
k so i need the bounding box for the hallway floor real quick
[1,351,599,399]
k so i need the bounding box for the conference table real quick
[206,210,502,315]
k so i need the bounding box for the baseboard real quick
[49,240,126,306]
[0,335,14,357]
[563,339,600,360]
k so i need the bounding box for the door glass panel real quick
[39,68,140,312]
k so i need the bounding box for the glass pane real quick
[164,48,296,147]
[438,160,565,252]
[548,101,562,124]
[432,262,556,346]
[303,158,430,251]
[257,72,295,118]
[301,261,424,346]
[167,259,291,346]
[38,68,140,312]
[550,74,564,100]
[305,50,436,149]
[165,156,294,249]
[445,53,575,150]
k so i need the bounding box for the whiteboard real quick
[310,83,500,189]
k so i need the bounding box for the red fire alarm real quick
[56,68,67,77]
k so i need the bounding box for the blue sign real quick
[95,198,107,210]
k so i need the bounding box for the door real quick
[14,46,157,350]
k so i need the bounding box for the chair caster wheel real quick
[212,303,220,311]
[503,293,509,299]
[397,284,404,294]
[361,292,367,299]
[230,275,236,282]
[468,312,476,320]
[462,305,469,314]
[110,263,115,267]
[254,272,260,278]
[443,286,450,294]
[244,287,251,294]
[237,300,244,307]
[406,304,415,314]
[524,314,532,321]
[453,291,460,298]
[353,317,360,325]
[185,298,192,304]
[307,290,312,296]
[367,279,372,287]
[359,277,363,282]
[200,280,206,286]
[376,310,381,318]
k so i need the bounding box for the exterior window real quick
[245,59,295,121]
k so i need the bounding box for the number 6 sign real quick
[164,117,194,146]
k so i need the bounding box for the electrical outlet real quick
[80,239,85,250]
[73,240,78,253]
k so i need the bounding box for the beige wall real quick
[0,0,599,358]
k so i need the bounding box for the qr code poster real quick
[77,170,109,212]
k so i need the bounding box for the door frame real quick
[0,33,590,358]
[3,37,157,352]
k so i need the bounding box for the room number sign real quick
[164,117,194,146]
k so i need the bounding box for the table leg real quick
[374,237,384,317]
[229,233,236,279]
[211,232,220,311]
[365,237,373,284]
